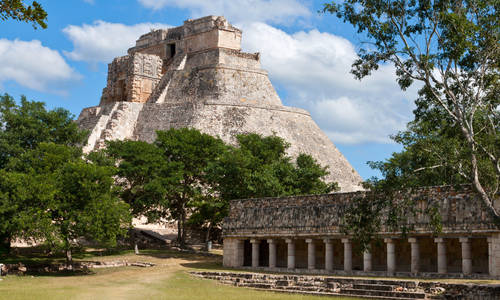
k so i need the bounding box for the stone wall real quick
[192,271,500,299]
[223,185,498,237]
[100,53,162,104]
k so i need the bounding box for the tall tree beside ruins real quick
[105,140,182,253]
[155,128,227,247]
[0,0,47,28]
[6,143,131,264]
[188,133,337,243]
[0,94,88,253]
[324,0,499,218]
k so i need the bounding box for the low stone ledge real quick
[190,271,500,299]
[238,266,497,280]
[0,260,155,275]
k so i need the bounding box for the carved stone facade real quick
[223,185,500,278]
[77,16,363,192]
[100,53,162,104]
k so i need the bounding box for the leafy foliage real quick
[323,0,499,248]
[0,94,87,170]
[5,143,131,262]
[106,140,181,222]
[154,128,226,246]
[104,130,336,245]
[0,0,47,28]
[0,95,129,259]
[323,0,499,217]
[208,133,338,202]
[0,94,87,253]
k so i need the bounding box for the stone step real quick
[224,280,425,298]
[327,278,417,288]
[353,283,395,291]
[238,283,273,289]
[249,287,421,300]
[340,288,426,299]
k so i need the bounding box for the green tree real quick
[0,0,47,28]
[188,196,226,244]
[323,0,499,217]
[155,128,226,247]
[105,140,181,253]
[209,133,337,202]
[202,133,336,241]
[0,94,87,170]
[366,105,476,190]
[0,170,38,254]
[7,143,131,264]
[0,94,88,253]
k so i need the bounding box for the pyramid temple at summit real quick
[77,16,363,192]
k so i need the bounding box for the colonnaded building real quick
[223,185,500,278]
[76,16,500,278]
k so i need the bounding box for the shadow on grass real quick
[136,248,222,261]
[24,268,96,277]
[180,261,229,271]
[1,246,226,278]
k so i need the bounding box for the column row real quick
[247,236,480,275]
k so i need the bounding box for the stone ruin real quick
[223,185,500,279]
[77,15,363,192]
[75,15,500,284]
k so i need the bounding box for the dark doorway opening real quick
[259,240,269,267]
[168,43,176,58]
[243,240,251,266]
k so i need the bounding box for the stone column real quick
[488,237,493,276]
[267,239,277,268]
[306,239,316,270]
[408,238,420,273]
[460,237,472,275]
[342,238,352,272]
[235,239,244,267]
[385,238,396,274]
[489,234,500,276]
[363,249,372,272]
[286,239,295,269]
[435,238,447,274]
[324,239,334,272]
[250,239,260,268]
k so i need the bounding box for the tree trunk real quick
[461,127,500,220]
[470,150,500,220]
[205,223,211,243]
[66,248,73,270]
[134,242,139,255]
[204,223,212,251]
[180,211,186,248]
[177,218,182,246]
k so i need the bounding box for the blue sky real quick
[0,0,418,180]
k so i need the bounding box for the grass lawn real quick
[0,249,358,300]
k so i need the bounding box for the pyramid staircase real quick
[148,54,187,104]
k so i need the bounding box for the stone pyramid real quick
[77,16,363,192]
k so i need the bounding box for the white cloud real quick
[241,22,418,144]
[62,21,171,63]
[0,39,80,94]
[137,0,310,24]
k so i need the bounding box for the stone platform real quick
[191,271,500,299]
